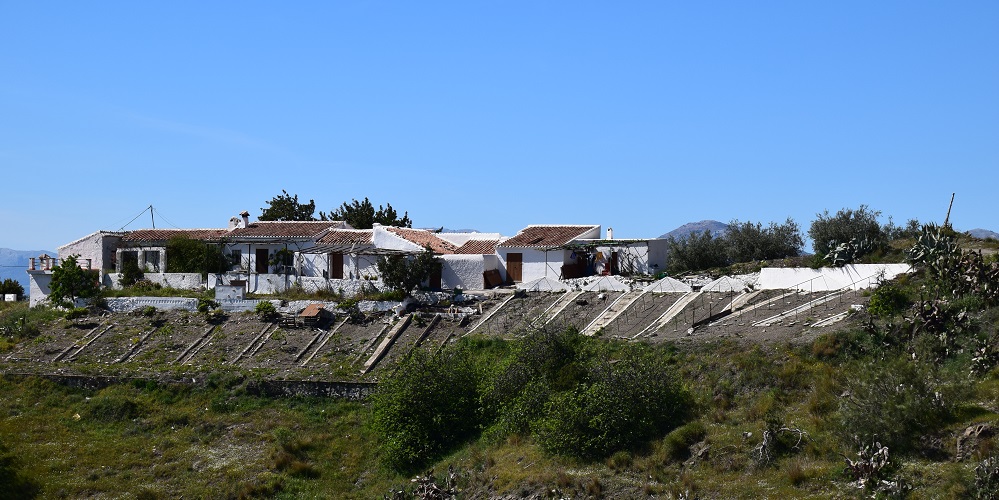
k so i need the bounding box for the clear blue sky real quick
[2,2,996,252]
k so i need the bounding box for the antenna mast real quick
[943,193,955,228]
[150,205,156,229]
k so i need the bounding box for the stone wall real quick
[105,272,204,290]
[105,297,199,313]
[441,254,485,290]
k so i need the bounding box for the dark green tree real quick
[725,218,803,263]
[321,197,411,229]
[808,205,885,256]
[166,236,227,274]
[259,190,317,221]
[0,279,25,300]
[48,255,100,306]
[375,247,439,295]
[665,230,729,274]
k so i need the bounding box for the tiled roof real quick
[228,221,341,239]
[318,229,373,246]
[454,238,501,255]
[386,227,459,254]
[122,229,228,243]
[498,225,600,249]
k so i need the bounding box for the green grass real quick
[0,377,402,498]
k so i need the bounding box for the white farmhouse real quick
[496,225,601,283]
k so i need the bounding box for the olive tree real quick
[375,248,440,296]
[808,205,884,256]
[49,255,101,306]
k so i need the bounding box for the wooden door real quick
[429,266,442,289]
[507,253,523,283]
[330,253,344,279]
[255,249,269,273]
[611,251,619,275]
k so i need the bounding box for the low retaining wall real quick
[105,297,199,313]
[105,273,205,290]
[2,373,376,400]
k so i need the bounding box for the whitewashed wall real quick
[594,240,668,276]
[27,271,52,307]
[299,253,327,278]
[441,255,485,289]
[498,248,573,283]
[104,273,204,290]
[372,226,422,252]
[297,277,386,297]
[58,232,122,272]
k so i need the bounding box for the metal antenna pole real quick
[150,205,156,229]
[944,193,955,228]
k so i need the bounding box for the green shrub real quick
[86,390,145,423]
[534,352,691,459]
[119,259,144,287]
[839,356,966,453]
[659,421,707,463]
[371,345,481,473]
[255,301,279,321]
[0,439,40,498]
[197,298,218,313]
[808,205,885,257]
[868,281,912,317]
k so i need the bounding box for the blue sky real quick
[2,2,996,252]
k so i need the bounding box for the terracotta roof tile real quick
[498,225,600,249]
[228,221,341,239]
[454,239,500,255]
[122,229,228,243]
[318,229,373,246]
[386,227,459,254]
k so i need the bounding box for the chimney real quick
[240,210,250,228]
[607,227,614,240]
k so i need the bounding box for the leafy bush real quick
[197,298,219,313]
[119,258,144,287]
[166,236,228,274]
[0,439,40,498]
[371,346,481,473]
[839,357,965,453]
[868,281,912,317]
[49,255,101,307]
[86,389,145,423]
[725,218,804,263]
[376,248,440,295]
[658,421,707,463]
[255,301,279,321]
[534,352,691,459]
[808,205,885,257]
[971,456,999,500]
[665,230,729,274]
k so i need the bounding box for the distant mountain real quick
[967,228,999,240]
[1,248,55,292]
[659,220,729,240]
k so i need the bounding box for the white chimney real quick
[607,227,614,240]
[240,210,250,228]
